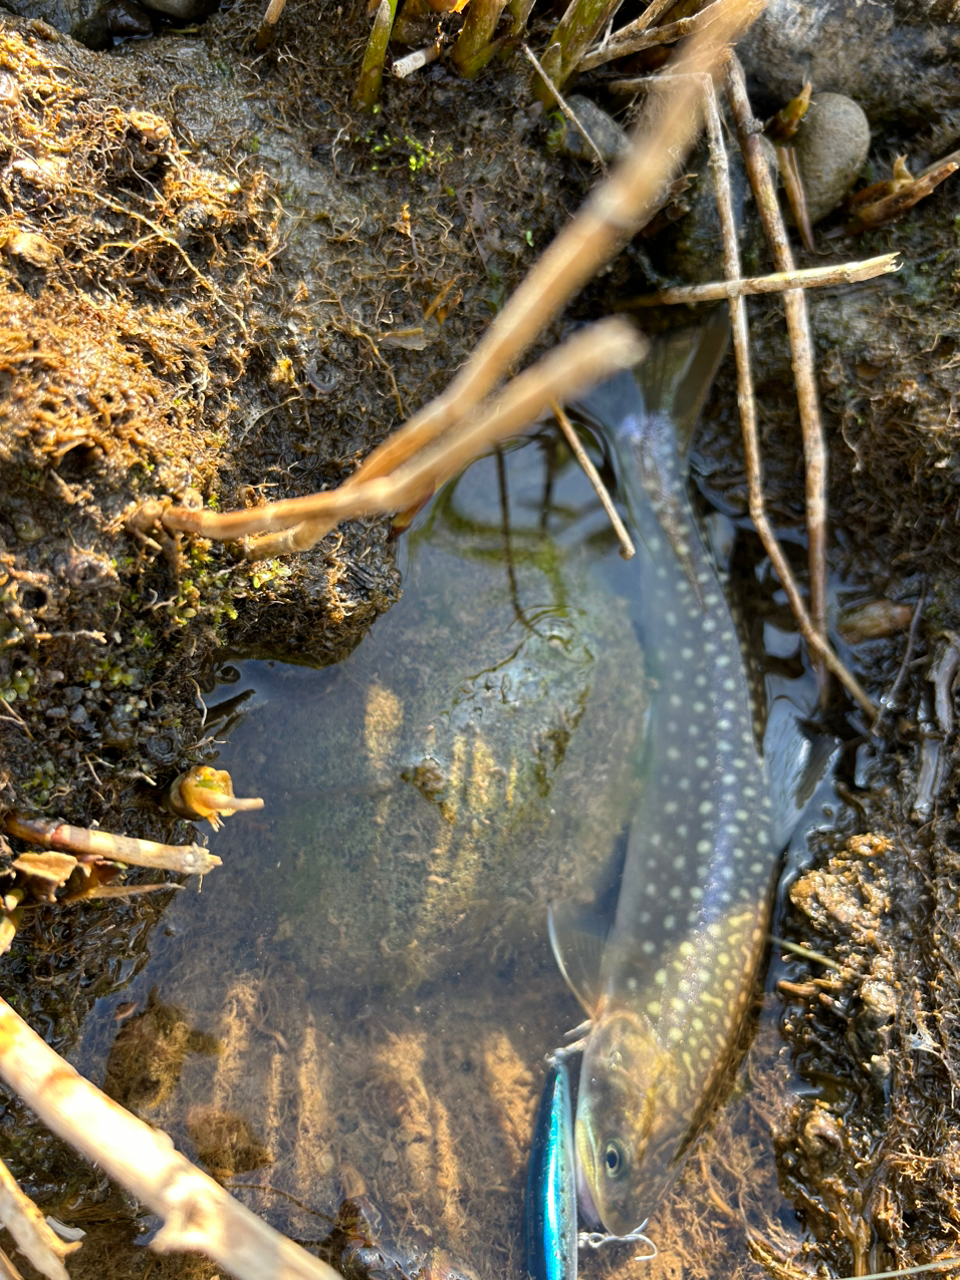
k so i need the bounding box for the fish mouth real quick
[576,1163,601,1228]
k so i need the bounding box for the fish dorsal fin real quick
[633,308,730,459]
[548,901,607,1016]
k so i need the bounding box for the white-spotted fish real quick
[525,1057,577,1280]
[551,316,778,1238]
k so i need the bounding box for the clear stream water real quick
[65,426,832,1280]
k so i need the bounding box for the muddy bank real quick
[0,0,574,1033]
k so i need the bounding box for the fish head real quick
[575,1007,681,1237]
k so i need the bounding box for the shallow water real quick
[64,427,829,1280]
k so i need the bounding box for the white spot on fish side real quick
[667,1026,684,1045]
[696,756,709,769]
[654,968,668,986]
[664,800,678,815]
[647,1000,661,1018]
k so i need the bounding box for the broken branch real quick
[4,815,221,876]
[620,254,900,306]
[0,997,343,1280]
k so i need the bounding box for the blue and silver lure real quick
[526,1058,578,1280]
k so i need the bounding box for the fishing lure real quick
[525,1057,577,1280]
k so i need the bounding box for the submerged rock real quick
[251,443,649,991]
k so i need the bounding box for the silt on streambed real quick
[6,432,819,1280]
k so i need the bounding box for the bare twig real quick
[522,43,607,168]
[4,815,221,876]
[701,76,876,720]
[726,55,830,698]
[579,0,730,71]
[151,0,759,559]
[239,321,647,557]
[552,401,635,557]
[620,253,899,306]
[847,152,960,233]
[0,1158,77,1280]
[254,0,287,47]
[0,997,344,1280]
[391,45,441,78]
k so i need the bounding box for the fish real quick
[550,314,779,1238]
[525,1057,577,1280]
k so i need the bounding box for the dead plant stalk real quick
[0,997,343,1280]
[699,75,875,718]
[622,253,899,306]
[726,56,831,695]
[153,0,761,556]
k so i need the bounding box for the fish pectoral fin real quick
[548,900,607,1016]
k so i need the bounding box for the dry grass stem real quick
[621,253,899,306]
[726,56,830,695]
[226,320,646,556]
[701,76,876,719]
[260,0,286,29]
[0,997,344,1280]
[522,43,607,167]
[579,0,730,71]
[4,815,222,876]
[391,45,441,77]
[0,1158,77,1280]
[846,153,959,233]
[552,401,636,558]
[152,0,759,558]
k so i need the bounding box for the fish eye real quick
[603,1139,628,1180]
